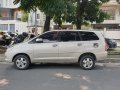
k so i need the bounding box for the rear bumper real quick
[96,51,107,61]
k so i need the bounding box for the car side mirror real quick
[36,38,43,43]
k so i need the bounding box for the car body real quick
[105,38,117,49]
[5,30,107,70]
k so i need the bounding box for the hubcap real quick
[83,58,93,69]
[16,57,27,69]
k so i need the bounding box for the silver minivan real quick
[5,30,107,70]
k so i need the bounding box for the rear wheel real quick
[13,55,31,70]
[79,55,95,70]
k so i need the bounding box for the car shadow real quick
[28,63,104,70]
[6,63,104,71]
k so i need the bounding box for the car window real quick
[39,31,59,43]
[79,32,99,41]
[29,31,59,43]
[59,31,81,42]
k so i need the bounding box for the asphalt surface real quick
[0,63,120,90]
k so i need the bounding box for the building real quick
[92,0,120,40]
[28,10,54,34]
[0,0,28,34]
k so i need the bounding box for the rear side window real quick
[59,31,81,42]
[79,32,99,41]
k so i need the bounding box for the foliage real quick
[14,0,75,30]
[14,0,110,30]
[0,14,2,17]
[116,0,120,4]
[52,0,76,28]
[21,12,28,22]
[75,0,110,29]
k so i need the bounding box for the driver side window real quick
[40,31,59,43]
[30,31,59,43]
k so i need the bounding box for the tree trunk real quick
[44,15,51,32]
[76,0,82,29]
[58,17,62,29]
[76,0,88,30]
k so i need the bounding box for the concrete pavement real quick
[0,63,120,90]
[0,54,4,62]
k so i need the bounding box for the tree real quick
[21,12,28,22]
[53,0,76,29]
[75,0,110,29]
[0,14,2,17]
[14,0,110,31]
[14,0,72,31]
[117,0,120,3]
[14,0,52,32]
[36,0,75,30]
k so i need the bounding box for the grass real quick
[107,55,120,58]
[106,47,120,58]
[0,46,6,54]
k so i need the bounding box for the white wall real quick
[103,8,120,24]
[0,20,28,34]
[15,22,28,34]
[100,30,120,39]
[28,10,46,27]
[1,0,19,8]
[105,31,120,39]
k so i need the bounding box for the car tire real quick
[79,55,95,70]
[13,55,31,70]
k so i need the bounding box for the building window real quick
[10,24,15,33]
[37,14,40,19]
[0,24,8,31]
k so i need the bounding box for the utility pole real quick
[34,10,37,35]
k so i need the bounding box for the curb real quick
[0,57,5,62]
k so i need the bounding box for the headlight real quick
[6,46,14,52]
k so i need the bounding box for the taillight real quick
[105,39,108,51]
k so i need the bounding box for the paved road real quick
[0,63,120,90]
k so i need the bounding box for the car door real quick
[58,31,83,62]
[31,31,59,62]
[79,31,100,53]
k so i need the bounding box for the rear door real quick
[79,31,100,53]
[58,31,83,62]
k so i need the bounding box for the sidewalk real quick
[0,54,5,62]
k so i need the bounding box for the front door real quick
[32,31,59,62]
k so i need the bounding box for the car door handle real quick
[77,43,82,46]
[52,44,58,47]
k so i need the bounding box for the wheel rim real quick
[16,57,27,69]
[82,58,93,69]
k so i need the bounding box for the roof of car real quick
[46,30,101,33]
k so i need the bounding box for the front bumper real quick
[5,52,14,63]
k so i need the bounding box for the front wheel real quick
[13,55,31,70]
[79,55,95,70]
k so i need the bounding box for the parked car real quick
[5,30,107,70]
[105,38,117,49]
